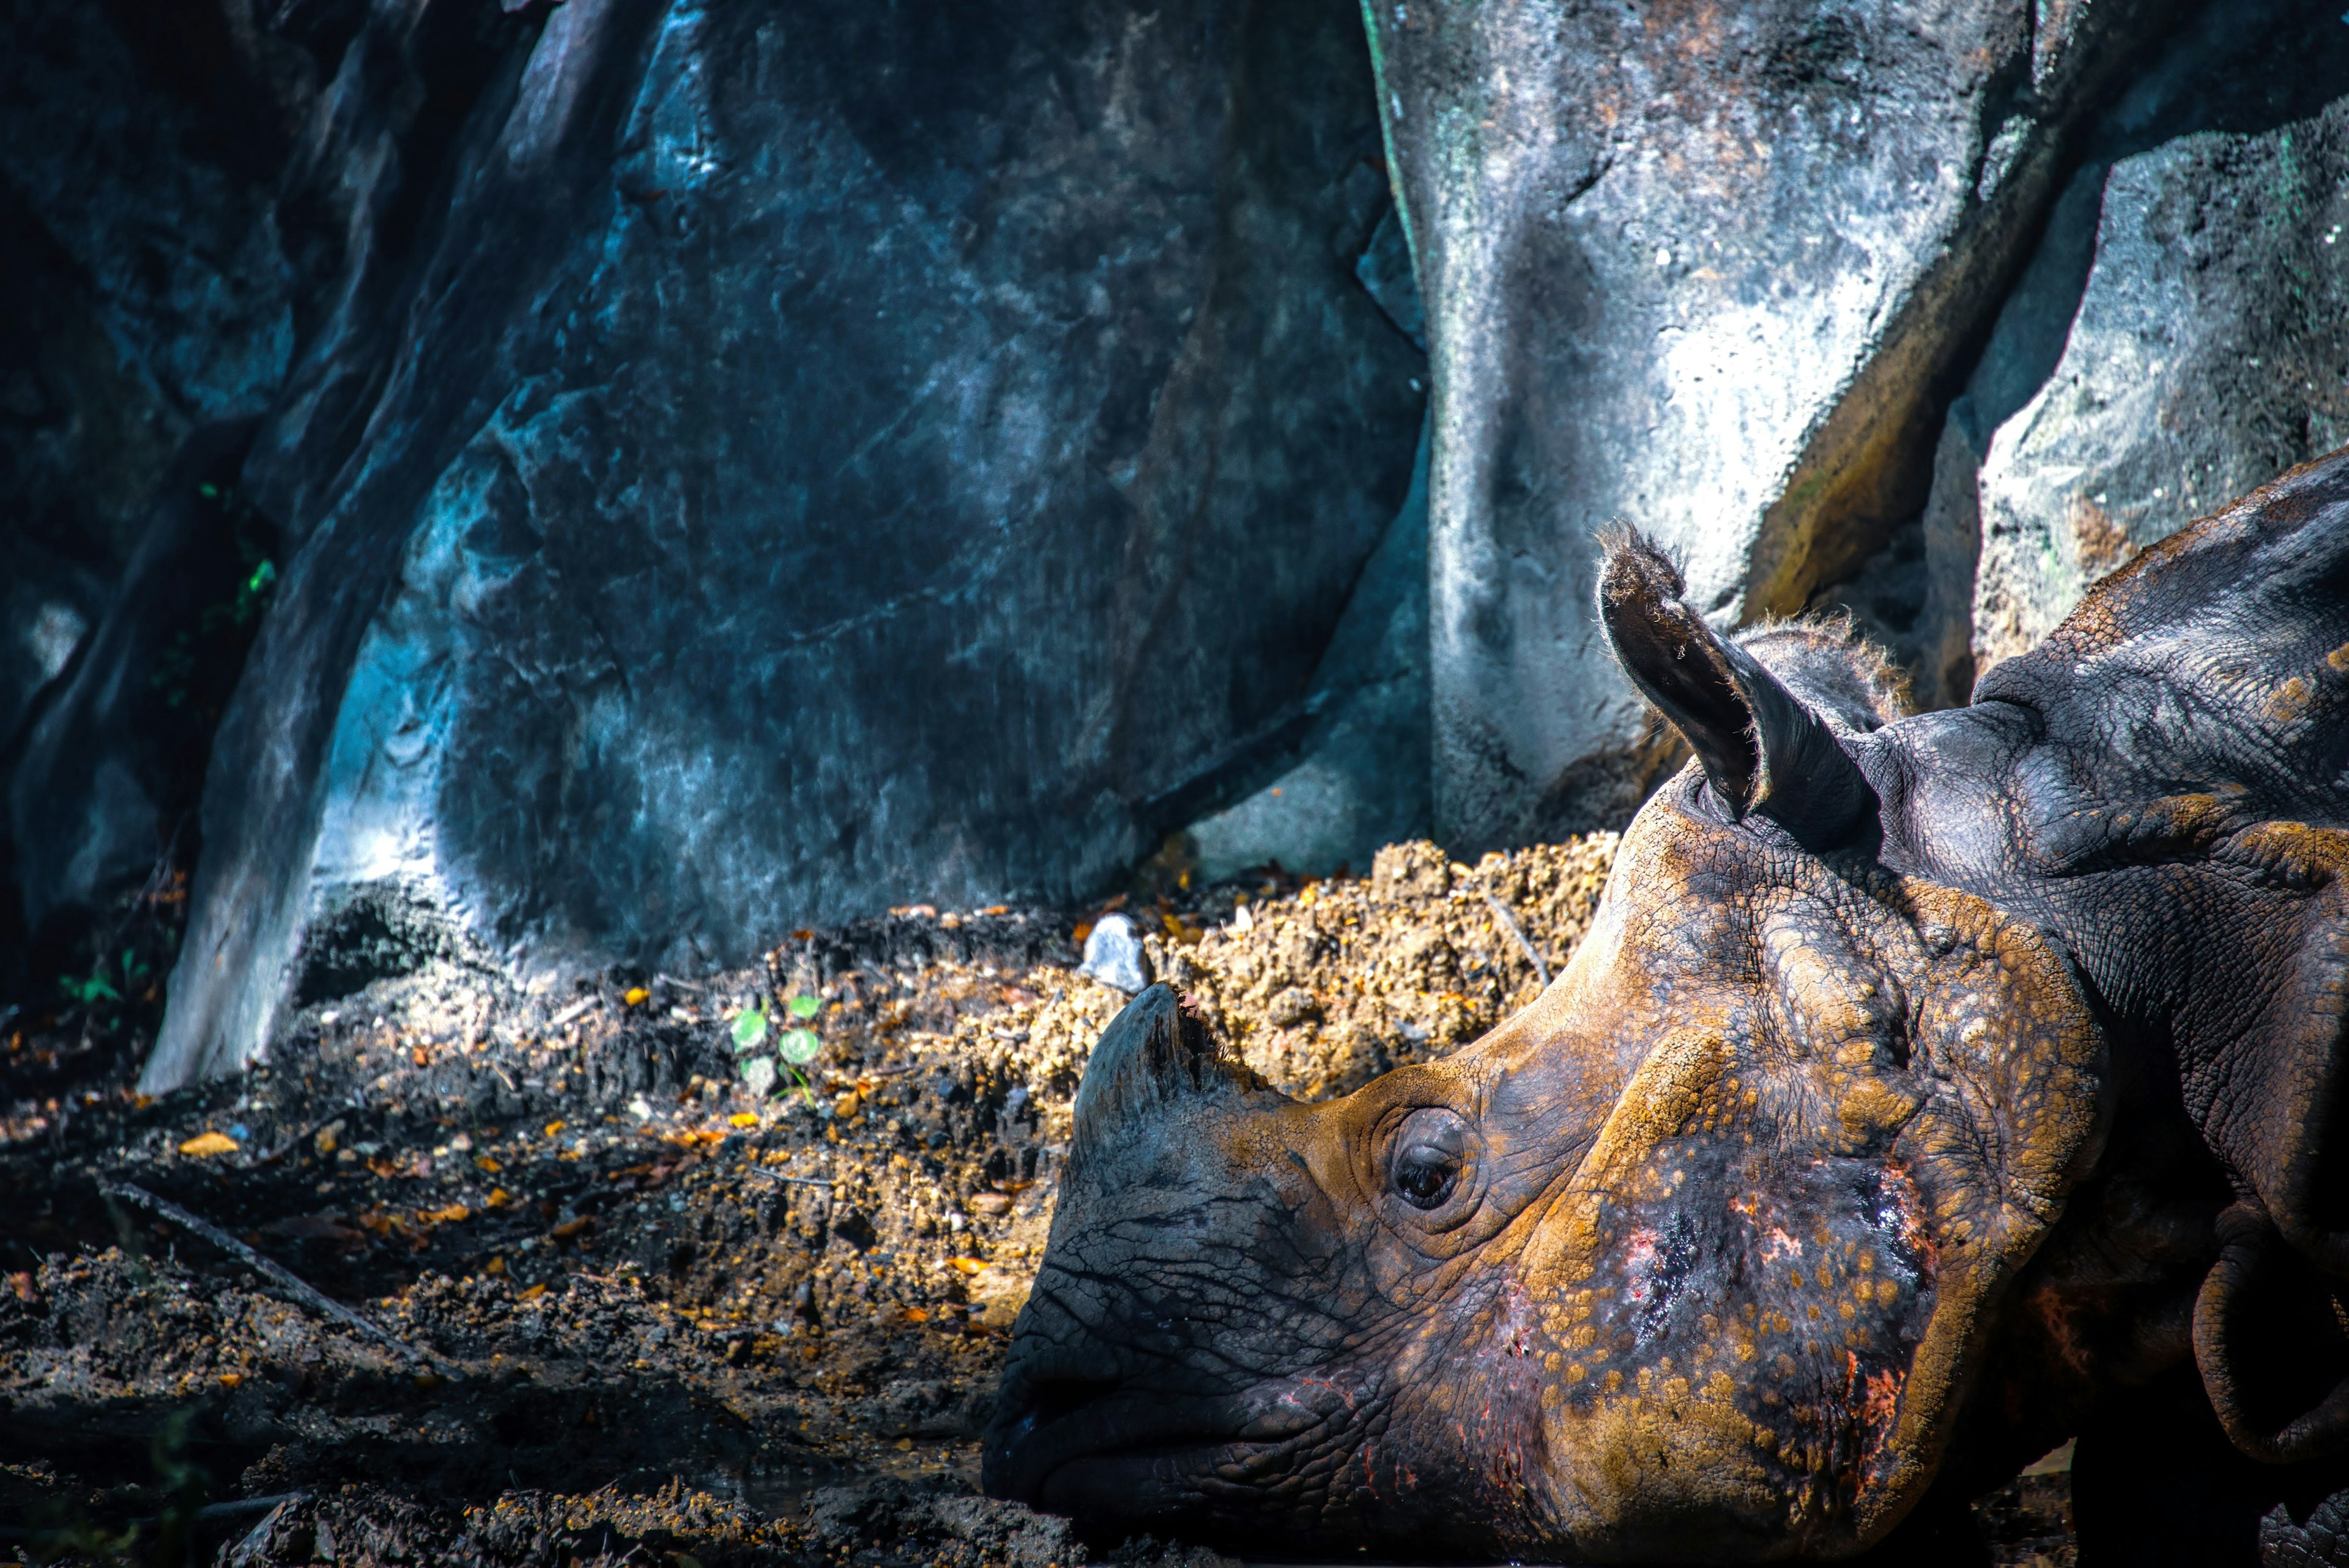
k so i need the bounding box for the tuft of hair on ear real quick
[1596,524,1689,610]
[1595,524,1762,811]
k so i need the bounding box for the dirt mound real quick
[1150,838,1616,1100]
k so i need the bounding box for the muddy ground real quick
[1,838,2072,1567]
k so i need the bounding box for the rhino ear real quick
[1597,530,1873,848]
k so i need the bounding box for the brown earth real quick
[0,837,2069,1566]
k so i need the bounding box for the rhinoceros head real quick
[984,536,2110,1560]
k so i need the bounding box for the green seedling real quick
[59,949,147,1007]
[732,1002,820,1104]
[59,971,118,1005]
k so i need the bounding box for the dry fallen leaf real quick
[178,1131,239,1158]
[729,1112,759,1128]
[622,986,650,1007]
[219,1372,243,1388]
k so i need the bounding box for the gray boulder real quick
[144,0,1424,1087]
[0,0,295,968]
[1976,100,2349,670]
[1844,0,2349,693]
[1368,0,2181,848]
[1184,415,1431,882]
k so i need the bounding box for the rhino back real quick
[1874,448,2349,1395]
[1975,446,2349,839]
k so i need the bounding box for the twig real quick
[549,996,599,1029]
[0,1491,308,1545]
[98,1180,435,1369]
[240,1103,359,1171]
[746,1169,834,1186]
[1480,887,1551,988]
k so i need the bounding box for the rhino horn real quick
[1598,530,1873,848]
[1072,985,1260,1154]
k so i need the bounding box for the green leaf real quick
[787,994,821,1020]
[777,1027,821,1064]
[731,1008,769,1050]
[61,974,119,1005]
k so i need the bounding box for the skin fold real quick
[985,449,2349,1564]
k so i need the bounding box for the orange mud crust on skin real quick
[990,448,2349,1566]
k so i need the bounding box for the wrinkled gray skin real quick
[987,449,2349,1565]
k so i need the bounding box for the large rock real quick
[0,0,292,750]
[0,0,295,971]
[1826,0,2349,700]
[1975,13,2349,670]
[144,0,1425,1087]
[7,423,272,945]
[1368,0,2181,848]
[1182,415,1431,882]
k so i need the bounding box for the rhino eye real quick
[1390,1108,1468,1210]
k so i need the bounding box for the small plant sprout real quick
[731,999,820,1103]
[59,949,149,1008]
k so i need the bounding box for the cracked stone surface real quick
[1368,0,2183,849]
[140,0,1426,1088]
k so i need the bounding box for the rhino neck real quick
[1853,705,2237,1459]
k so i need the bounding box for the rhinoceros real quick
[981,450,2349,1564]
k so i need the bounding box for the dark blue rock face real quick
[141,0,1424,1085]
[0,0,295,980]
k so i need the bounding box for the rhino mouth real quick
[985,1371,1238,1513]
